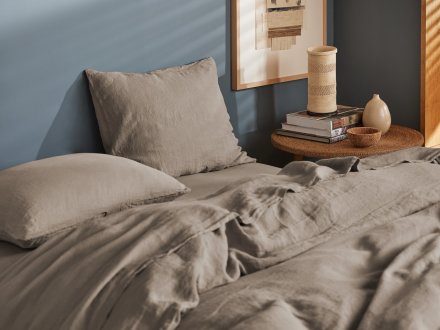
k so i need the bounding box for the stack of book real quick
[276,105,364,143]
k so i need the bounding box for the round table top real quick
[271,125,424,159]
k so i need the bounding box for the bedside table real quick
[271,125,424,161]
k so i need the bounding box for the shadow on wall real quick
[0,0,232,168]
[334,0,420,130]
[37,73,104,159]
[35,0,284,166]
[0,0,312,170]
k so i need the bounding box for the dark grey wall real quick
[0,0,334,170]
[334,0,421,129]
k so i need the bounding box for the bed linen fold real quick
[1,147,440,330]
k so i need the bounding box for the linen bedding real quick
[0,162,279,270]
[177,162,280,201]
[1,147,440,329]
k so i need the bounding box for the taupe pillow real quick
[85,58,254,177]
[0,153,189,248]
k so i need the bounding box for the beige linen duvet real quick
[2,147,440,329]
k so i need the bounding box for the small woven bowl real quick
[347,127,381,148]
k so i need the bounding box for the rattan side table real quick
[271,125,424,161]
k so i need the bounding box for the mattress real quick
[0,162,280,269]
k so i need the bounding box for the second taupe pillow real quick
[0,153,189,248]
[86,58,254,177]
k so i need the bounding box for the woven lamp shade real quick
[307,46,338,115]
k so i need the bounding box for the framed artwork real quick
[232,0,327,90]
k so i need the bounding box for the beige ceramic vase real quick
[362,94,391,134]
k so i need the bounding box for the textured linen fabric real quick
[177,162,280,201]
[3,148,440,329]
[0,162,279,269]
[86,58,254,177]
[0,153,188,248]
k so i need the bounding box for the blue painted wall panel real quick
[0,0,334,169]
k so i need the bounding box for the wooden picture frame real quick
[232,0,327,90]
[421,0,440,147]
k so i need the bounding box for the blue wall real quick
[0,0,333,170]
[334,0,420,129]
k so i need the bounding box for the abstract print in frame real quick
[232,0,327,90]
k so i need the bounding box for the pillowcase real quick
[85,57,255,177]
[0,153,189,248]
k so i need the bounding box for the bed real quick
[1,58,439,330]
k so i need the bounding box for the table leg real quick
[293,154,304,161]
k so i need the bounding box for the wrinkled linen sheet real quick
[2,147,440,329]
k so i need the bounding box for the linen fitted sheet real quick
[177,162,280,201]
[0,162,280,269]
[3,148,440,329]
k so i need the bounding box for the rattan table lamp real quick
[307,46,338,115]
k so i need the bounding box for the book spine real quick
[286,116,329,130]
[276,130,347,143]
[329,124,358,137]
[287,111,363,130]
[331,113,363,129]
[281,123,357,137]
[328,134,347,143]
